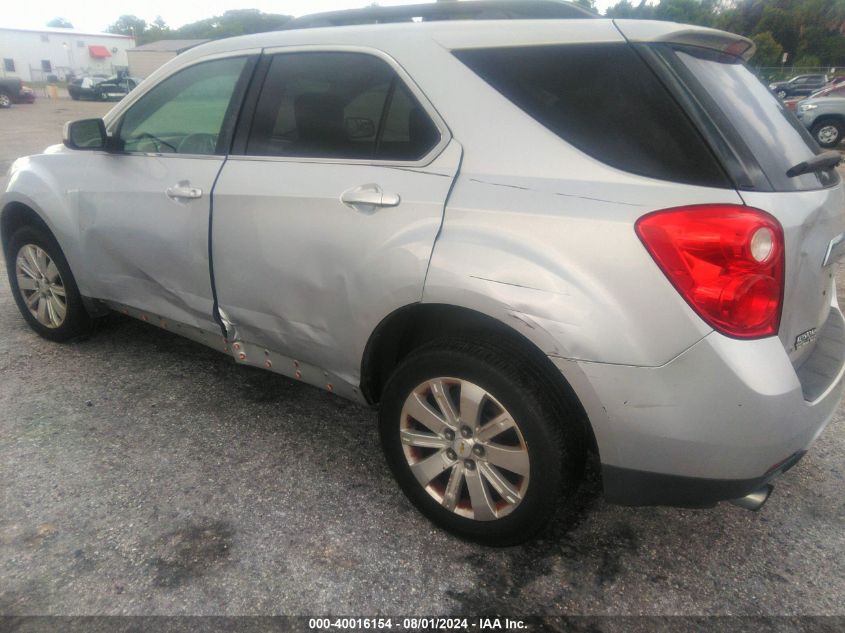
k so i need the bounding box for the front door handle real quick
[340,183,400,211]
[166,182,203,201]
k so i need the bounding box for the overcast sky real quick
[3,0,617,33]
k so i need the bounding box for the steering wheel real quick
[130,132,177,153]
[177,133,218,155]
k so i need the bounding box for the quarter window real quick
[118,56,247,155]
[454,43,730,188]
[246,52,440,161]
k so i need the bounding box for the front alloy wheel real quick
[400,378,530,521]
[16,244,67,328]
[6,224,92,341]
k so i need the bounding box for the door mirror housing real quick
[63,118,109,150]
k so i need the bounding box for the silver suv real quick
[3,2,845,544]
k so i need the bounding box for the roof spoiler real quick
[614,20,756,61]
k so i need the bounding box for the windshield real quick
[668,46,837,192]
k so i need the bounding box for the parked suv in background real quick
[769,73,828,99]
[3,1,845,544]
[796,94,845,147]
[784,81,845,111]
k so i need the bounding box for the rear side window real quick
[665,46,836,191]
[454,43,729,188]
[247,52,440,161]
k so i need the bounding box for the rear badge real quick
[795,328,818,350]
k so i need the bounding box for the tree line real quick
[103,10,294,45]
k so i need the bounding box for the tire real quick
[776,90,787,99]
[5,224,92,341]
[379,337,584,545]
[811,119,844,148]
[0,92,11,108]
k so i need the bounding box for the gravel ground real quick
[0,98,844,618]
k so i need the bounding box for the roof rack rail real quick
[286,0,597,30]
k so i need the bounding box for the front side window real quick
[118,56,247,155]
[246,52,440,161]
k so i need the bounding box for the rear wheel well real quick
[361,303,598,453]
[1,203,52,254]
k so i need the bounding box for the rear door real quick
[212,49,461,384]
[211,49,460,380]
[647,43,845,367]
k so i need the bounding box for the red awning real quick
[88,45,112,58]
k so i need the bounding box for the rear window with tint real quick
[454,43,729,188]
[666,46,836,192]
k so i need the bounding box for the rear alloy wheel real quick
[6,224,92,341]
[0,92,11,108]
[379,339,584,545]
[812,120,843,148]
[399,377,530,521]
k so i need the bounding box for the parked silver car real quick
[3,2,845,544]
[796,94,845,148]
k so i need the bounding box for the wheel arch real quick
[812,112,845,124]
[1,201,53,255]
[360,302,600,454]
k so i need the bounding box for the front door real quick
[77,54,252,330]
[211,50,460,383]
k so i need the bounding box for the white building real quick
[0,27,136,82]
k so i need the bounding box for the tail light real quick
[635,204,784,339]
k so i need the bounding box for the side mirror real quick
[63,118,108,150]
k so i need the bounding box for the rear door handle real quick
[166,183,203,201]
[340,183,400,211]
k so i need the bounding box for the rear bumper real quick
[552,305,845,507]
[601,450,805,507]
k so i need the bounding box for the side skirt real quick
[103,300,367,404]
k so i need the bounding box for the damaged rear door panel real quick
[210,48,460,389]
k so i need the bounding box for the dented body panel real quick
[76,153,223,332]
[211,141,462,386]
